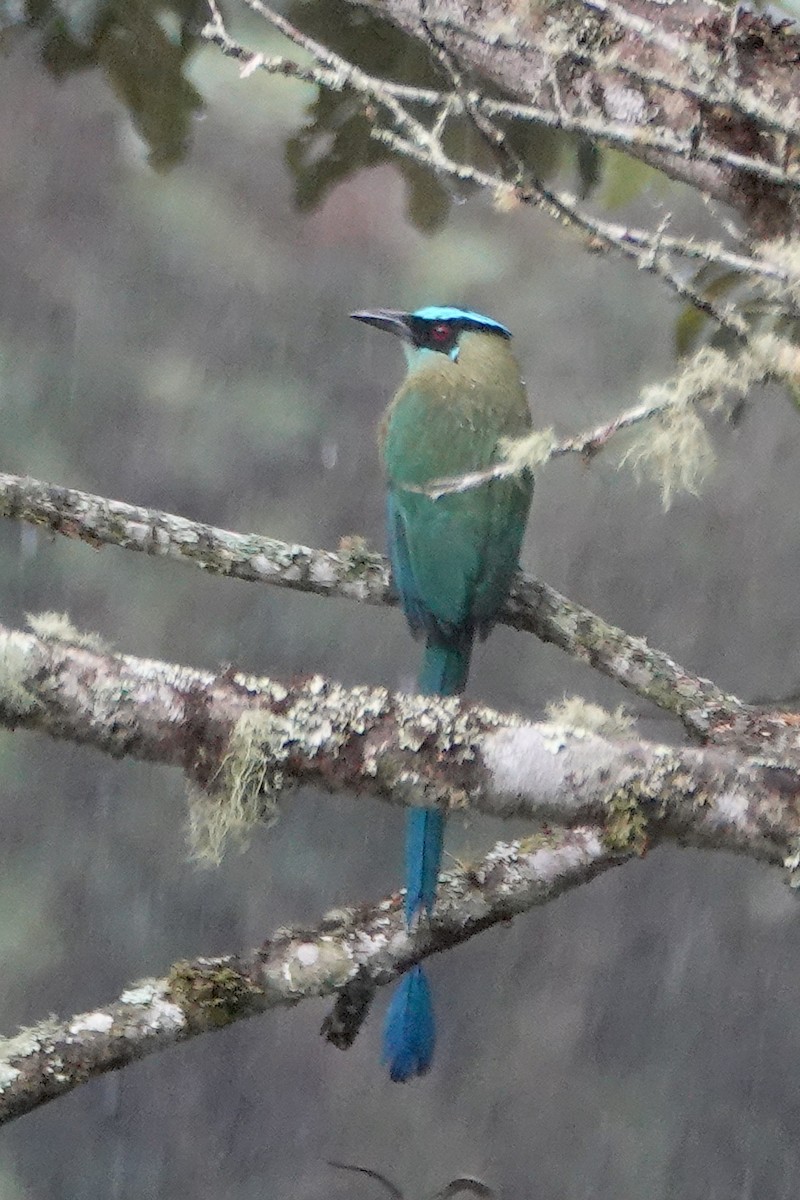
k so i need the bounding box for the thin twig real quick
[476,94,799,191]
[375,125,751,342]
[422,377,762,505]
[199,2,795,306]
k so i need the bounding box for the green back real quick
[382,330,533,640]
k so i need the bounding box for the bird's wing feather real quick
[390,475,531,638]
[382,360,532,638]
[386,488,428,638]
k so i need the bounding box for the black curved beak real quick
[350,309,412,342]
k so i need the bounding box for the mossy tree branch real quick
[2,611,800,1124]
[202,0,800,347]
[0,826,616,1127]
[0,471,744,736]
[0,617,797,862]
[332,0,800,236]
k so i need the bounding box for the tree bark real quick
[348,0,800,235]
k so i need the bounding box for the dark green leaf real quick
[674,268,743,357]
[26,0,204,167]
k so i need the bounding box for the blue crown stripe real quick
[411,306,512,338]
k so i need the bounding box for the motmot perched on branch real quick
[351,305,533,1081]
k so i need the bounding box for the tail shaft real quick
[403,808,444,924]
[383,631,473,1081]
[418,633,472,697]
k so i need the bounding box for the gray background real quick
[2,13,800,1200]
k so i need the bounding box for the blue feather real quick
[381,637,469,1079]
[386,490,427,637]
[383,965,435,1082]
[404,808,445,922]
[411,306,512,338]
[418,638,472,697]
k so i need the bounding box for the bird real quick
[350,305,533,1081]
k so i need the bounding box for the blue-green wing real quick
[383,360,533,640]
[388,473,532,640]
[386,488,428,638]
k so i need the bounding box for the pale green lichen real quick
[119,980,164,1006]
[539,725,567,754]
[604,748,704,852]
[69,1011,113,1035]
[785,841,800,889]
[545,696,635,739]
[621,403,715,507]
[263,936,355,996]
[0,1061,21,1089]
[187,710,287,862]
[394,692,459,754]
[751,333,800,385]
[189,681,390,862]
[393,691,507,766]
[498,427,559,472]
[27,611,111,653]
[755,238,800,309]
[618,346,769,507]
[229,672,288,702]
[0,1017,63,1090]
[0,1027,44,1061]
[0,638,38,715]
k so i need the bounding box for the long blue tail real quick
[382,634,472,1082]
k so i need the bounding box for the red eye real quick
[430,323,451,344]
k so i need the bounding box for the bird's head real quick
[350,305,511,366]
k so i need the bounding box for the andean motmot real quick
[351,305,533,1081]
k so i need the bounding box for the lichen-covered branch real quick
[0,617,797,866]
[0,471,743,733]
[421,344,772,502]
[378,116,755,339]
[201,0,798,285]
[337,0,800,236]
[502,576,744,739]
[199,0,800,338]
[0,826,617,1126]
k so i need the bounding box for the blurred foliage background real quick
[2,2,800,1198]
